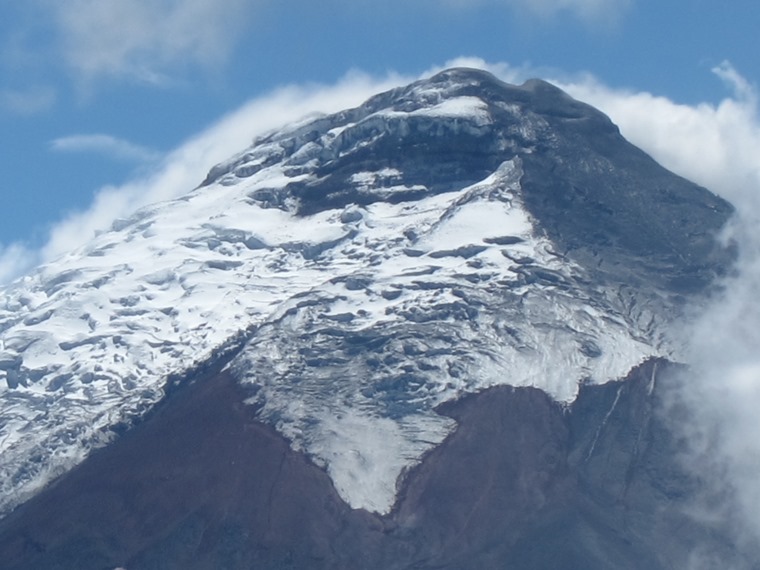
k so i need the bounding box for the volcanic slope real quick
[0,68,740,568]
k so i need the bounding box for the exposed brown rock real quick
[0,360,750,569]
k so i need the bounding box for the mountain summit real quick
[0,69,743,569]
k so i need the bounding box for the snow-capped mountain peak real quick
[0,68,732,516]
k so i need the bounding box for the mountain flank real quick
[0,360,752,569]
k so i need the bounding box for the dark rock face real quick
[0,360,752,569]
[221,68,733,295]
[0,369,357,570]
[517,107,732,294]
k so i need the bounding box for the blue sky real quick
[1,0,759,282]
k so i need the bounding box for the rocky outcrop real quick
[0,359,752,569]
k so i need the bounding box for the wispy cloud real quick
[6,0,630,95]
[441,0,632,24]
[50,134,161,163]
[0,87,56,115]
[713,60,758,104]
[0,244,36,287]
[515,0,631,22]
[47,0,258,84]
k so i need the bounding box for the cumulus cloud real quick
[47,0,257,83]
[50,133,161,163]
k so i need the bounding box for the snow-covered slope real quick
[0,68,731,517]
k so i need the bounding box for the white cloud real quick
[0,244,37,286]
[50,134,161,162]
[46,0,258,83]
[50,134,161,163]
[713,60,757,105]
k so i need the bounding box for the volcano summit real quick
[0,69,746,569]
